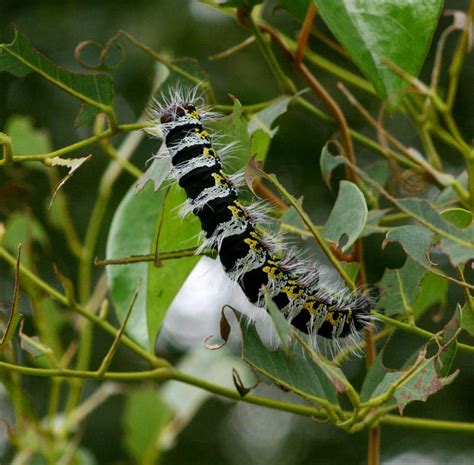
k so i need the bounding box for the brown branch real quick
[295,4,317,66]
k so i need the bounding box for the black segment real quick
[172,145,208,166]
[219,225,262,272]
[195,197,235,237]
[178,165,223,200]
[165,123,202,147]
[241,267,270,303]
[290,309,311,334]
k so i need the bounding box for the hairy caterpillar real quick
[147,86,372,347]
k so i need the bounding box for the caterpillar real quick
[147,86,372,348]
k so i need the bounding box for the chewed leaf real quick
[377,257,425,316]
[396,198,474,266]
[49,155,92,208]
[135,155,172,193]
[383,225,434,268]
[248,95,294,137]
[315,0,443,106]
[322,181,368,252]
[319,143,345,188]
[0,26,114,126]
[361,338,459,414]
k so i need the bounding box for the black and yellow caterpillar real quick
[149,88,372,345]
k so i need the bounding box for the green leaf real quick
[340,262,360,283]
[322,181,368,252]
[135,156,172,193]
[5,115,51,155]
[123,386,172,463]
[361,342,459,414]
[248,95,294,138]
[280,203,306,232]
[383,225,434,268]
[107,182,200,351]
[0,27,114,126]
[319,142,345,188]
[107,183,167,349]
[441,208,473,229]
[235,312,340,406]
[146,185,201,346]
[3,212,48,268]
[314,0,443,105]
[19,321,59,368]
[396,198,474,266]
[250,129,271,162]
[209,98,252,171]
[275,0,312,22]
[461,304,474,337]
[377,257,425,316]
[436,170,467,204]
[412,272,447,320]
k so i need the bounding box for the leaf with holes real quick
[383,225,434,269]
[361,339,459,414]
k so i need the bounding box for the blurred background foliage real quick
[1,1,473,464]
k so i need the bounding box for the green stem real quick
[0,246,165,367]
[380,415,474,433]
[0,132,13,165]
[247,13,296,94]
[467,156,474,212]
[372,311,474,354]
[296,98,421,171]
[266,174,355,290]
[278,31,375,95]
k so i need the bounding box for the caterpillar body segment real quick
[148,93,372,346]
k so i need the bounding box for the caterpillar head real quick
[160,103,200,124]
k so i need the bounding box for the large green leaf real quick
[322,180,368,252]
[146,185,201,346]
[106,182,200,351]
[0,27,114,126]
[314,0,443,104]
